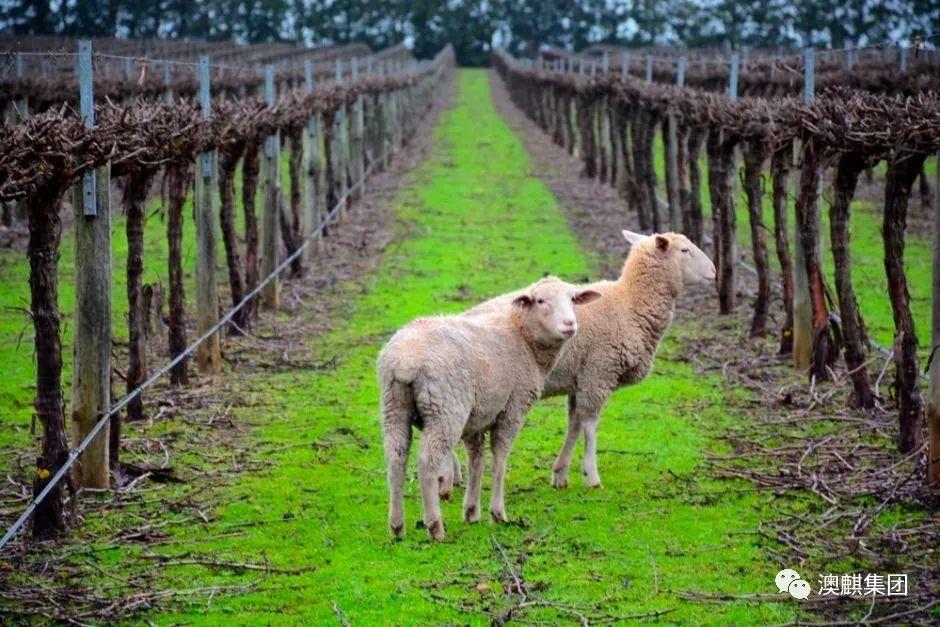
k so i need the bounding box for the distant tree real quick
[0,0,936,62]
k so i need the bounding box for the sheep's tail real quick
[381,375,416,538]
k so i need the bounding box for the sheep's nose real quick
[560,319,577,337]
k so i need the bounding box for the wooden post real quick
[621,52,630,77]
[261,65,281,309]
[929,152,940,486]
[717,53,740,313]
[12,53,28,222]
[793,48,815,371]
[378,63,391,169]
[163,61,173,103]
[302,60,320,260]
[394,60,404,149]
[645,55,653,83]
[194,56,222,373]
[728,52,739,101]
[665,56,683,231]
[72,40,112,488]
[350,57,365,202]
[332,59,349,216]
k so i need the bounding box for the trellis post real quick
[72,39,112,488]
[645,54,653,83]
[194,56,222,373]
[11,52,27,122]
[792,47,816,371]
[928,155,940,487]
[350,57,365,201]
[728,52,739,101]
[717,52,740,313]
[302,60,321,259]
[163,61,173,103]
[621,52,630,77]
[332,58,350,217]
[11,53,28,222]
[665,56,683,230]
[261,65,281,309]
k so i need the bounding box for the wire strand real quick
[0,84,432,550]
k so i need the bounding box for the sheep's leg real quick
[452,450,463,486]
[437,450,462,501]
[437,455,455,501]
[551,395,582,488]
[462,433,485,523]
[579,398,608,488]
[489,417,523,523]
[382,380,414,538]
[417,420,462,541]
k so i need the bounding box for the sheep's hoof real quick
[490,509,508,524]
[426,519,446,541]
[552,473,569,489]
[438,475,455,500]
[389,521,405,538]
[583,470,602,488]
[463,504,481,523]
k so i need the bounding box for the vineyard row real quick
[0,41,455,544]
[493,48,940,486]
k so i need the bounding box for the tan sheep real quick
[378,277,601,541]
[466,231,716,488]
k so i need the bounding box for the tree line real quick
[1,1,938,68]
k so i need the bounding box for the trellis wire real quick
[0,98,420,551]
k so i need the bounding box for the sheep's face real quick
[667,233,716,285]
[512,278,602,345]
[623,230,716,286]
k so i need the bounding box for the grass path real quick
[0,69,805,623]
[133,69,797,623]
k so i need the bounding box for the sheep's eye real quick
[536,298,545,305]
[681,248,690,253]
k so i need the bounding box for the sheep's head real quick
[622,230,716,286]
[512,277,602,345]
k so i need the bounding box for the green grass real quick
[2,67,926,624]
[646,131,932,356]
[0,187,204,453]
[0,144,292,454]
[69,69,794,623]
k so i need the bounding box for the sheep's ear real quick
[622,230,645,245]
[572,289,602,305]
[512,294,534,309]
[655,235,670,251]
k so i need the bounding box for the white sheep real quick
[466,231,716,489]
[378,277,601,541]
